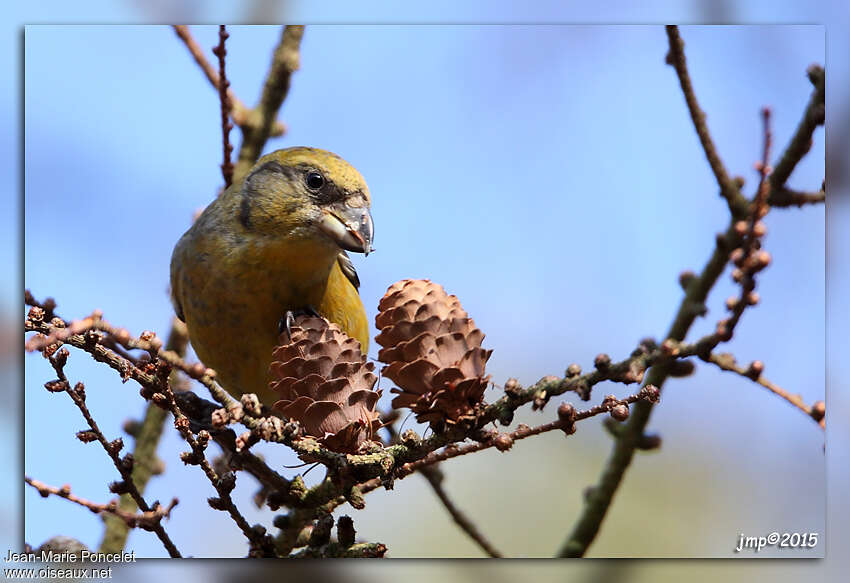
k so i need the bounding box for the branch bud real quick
[637,433,663,450]
[557,402,576,424]
[745,360,764,379]
[337,515,356,548]
[610,404,629,421]
[493,433,514,452]
[503,377,522,397]
[76,430,98,443]
[594,353,611,371]
[810,400,825,422]
[641,384,660,403]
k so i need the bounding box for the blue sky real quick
[18,24,827,560]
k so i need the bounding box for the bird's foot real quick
[277,306,322,340]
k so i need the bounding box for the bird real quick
[170,147,374,406]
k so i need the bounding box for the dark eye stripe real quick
[298,167,345,205]
[252,160,299,180]
[245,160,347,208]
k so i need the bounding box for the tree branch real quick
[665,25,749,218]
[172,413,277,557]
[382,420,502,557]
[556,28,820,559]
[420,468,503,557]
[769,185,825,208]
[37,339,181,558]
[26,477,178,533]
[233,25,305,185]
[397,386,660,480]
[768,65,825,196]
[172,25,285,138]
[705,352,825,429]
[22,297,191,556]
[268,386,661,546]
[100,317,188,556]
[212,25,234,189]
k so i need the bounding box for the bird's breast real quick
[177,233,343,397]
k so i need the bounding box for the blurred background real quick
[3,1,847,581]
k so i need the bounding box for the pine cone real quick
[375,279,491,428]
[269,316,381,453]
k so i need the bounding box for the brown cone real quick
[269,316,381,453]
[376,279,491,428]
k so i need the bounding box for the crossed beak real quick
[319,204,374,256]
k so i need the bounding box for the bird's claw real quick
[278,306,322,340]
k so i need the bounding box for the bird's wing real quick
[336,251,360,290]
[169,235,187,322]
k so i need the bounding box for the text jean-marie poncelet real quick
[5,549,137,563]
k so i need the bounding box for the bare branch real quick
[100,317,190,554]
[24,299,277,556]
[26,477,178,534]
[233,25,305,185]
[665,25,749,218]
[382,421,502,558]
[41,343,181,557]
[212,25,235,189]
[398,386,660,480]
[557,29,816,559]
[173,413,277,557]
[706,352,825,429]
[420,468,503,557]
[172,25,286,139]
[270,386,660,549]
[769,185,825,208]
[768,65,825,195]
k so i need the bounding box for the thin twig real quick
[24,302,223,404]
[399,387,660,479]
[420,468,503,557]
[163,388,277,555]
[768,65,825,194]
[100,317,189,555]
[706,352,825,429]
[44,347,181,557]
[382,420,502,557]
[665,25,749,218]
[24,299,276,555]
[172,25,285,138]
[169,388,293,499]
[212,25,235,189]
[25,477,178,531]
[769,186,825,208]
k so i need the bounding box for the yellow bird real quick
[170,147,374,405]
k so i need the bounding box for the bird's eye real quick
[305,171,325,191]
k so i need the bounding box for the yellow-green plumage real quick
[170,147,372,405]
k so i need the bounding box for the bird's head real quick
[234,147,374,256]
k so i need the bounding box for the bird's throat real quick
[257,237,338,304]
